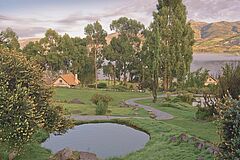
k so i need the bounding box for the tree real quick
[0,27,20,51]
[0,50,72,158]
[84,21,107,89]
[218,64,240,99]
[141,25,161,102]
[154,0,194,90]
[108,17,144,85]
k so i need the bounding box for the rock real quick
[8,149,18,160]
[207,146,219,155]
[179,133,188,142]
[49,148,79,160]
[49,148,98,160]
[188,136,198,144]
[170,136,177,142]
[79,152,97,160]
[70,98,85,104]
[195,141,205,150]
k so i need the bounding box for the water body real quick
[191,53,240,75]
[42,123,149,159]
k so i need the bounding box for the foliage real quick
[153,0,195,90]
[97,83,107,89]
[0,27,20,51]
[104,17,144,85]
[185,68,209,89]
[85,21,107,88]
[0,50,72,155]
[178,92,194,105]
[216,95,240,159]
[218,63,240,99]
[91,94,113,115]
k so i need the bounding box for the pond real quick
[42,123,149,159]
[191,53,240,75]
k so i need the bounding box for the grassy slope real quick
[136,99,219,143]
[54,88,150,117]
[104,118,214,160]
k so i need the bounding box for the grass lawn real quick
[77,118,215,160]
[136,98,219,143]
[53,88,150,117]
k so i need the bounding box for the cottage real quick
[204,75,218,86]
[53,73,80,88]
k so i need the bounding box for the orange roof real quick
[60,73,79,86]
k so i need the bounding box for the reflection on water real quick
[42,123,149,159]
[191,53,240,75]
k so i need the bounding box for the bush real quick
[97,83,107,89]
[178,92,194,104]
[91,94,113,115]
[195,106,214,120]
[216,96,240,159]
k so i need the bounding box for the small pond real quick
[42,123,149,159]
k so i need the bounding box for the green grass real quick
[136,99,219,143]
[54,88,150,117]
[76,118,214,160]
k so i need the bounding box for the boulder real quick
[79,152,97,160]
[195,141,205,150]
[49,148,79,160]
[49,148,98,160]
[178,133,188,142]
[169,136,177,143]
[69,98,85,104]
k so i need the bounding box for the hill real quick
[191,20,240,53]
[19,21,240,54]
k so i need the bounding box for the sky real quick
[0,0,240,38]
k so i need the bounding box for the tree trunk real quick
[152,70,158,103]
[94,50,98,89]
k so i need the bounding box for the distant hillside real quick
[19,38,40,49]
[19,21,240,54]
[190,20,240,53]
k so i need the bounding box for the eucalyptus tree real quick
[84,21,107,89]
[107,17,145,85]
[0,27,20,51]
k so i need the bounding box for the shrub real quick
[178,92,194,104]
[0,50,72,158]
[87,84,95,88]
[91,94,113,115]
[216,96,240,159]
[97,83,107,89]
[195,106,214,120]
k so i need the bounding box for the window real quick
[59,79,63,83]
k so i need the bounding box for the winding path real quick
[70,95,174,121]
[125,96,174,120]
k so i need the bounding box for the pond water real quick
[191,53,240,75]
[42,123,149,159]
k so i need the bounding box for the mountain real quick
[19,21,240,54]
[19,38,41,49]
[190,20,240,53]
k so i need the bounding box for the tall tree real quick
[141,24,161,102]
[154,0,194,90]
[108,17,144,85]
[0,27,20,51]
[84,21,107,89]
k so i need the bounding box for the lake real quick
[42,123,149,159]
[191,53,240,75]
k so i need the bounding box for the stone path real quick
[70,94,174,121]
[125,95,174,120]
